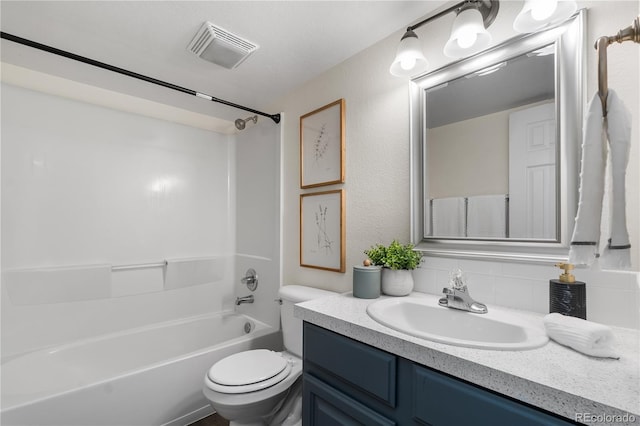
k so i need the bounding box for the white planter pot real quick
[381,268,414,296]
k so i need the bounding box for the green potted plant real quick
[364,240,421,296]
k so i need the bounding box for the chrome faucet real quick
[438,269,487,314]
[235,295,254,306]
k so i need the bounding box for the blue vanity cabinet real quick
[302,322,576,426]
[302,322,403,425]
[303,375,396,426]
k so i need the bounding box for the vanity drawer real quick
[412,365,575,426]
[303,374,395,426]
[303,322,397,407]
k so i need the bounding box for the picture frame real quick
[300,99,345,188]
[300,189,345,272]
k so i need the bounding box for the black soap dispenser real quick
[549,262,586,319]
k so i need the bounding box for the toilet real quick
[203,285,335,426]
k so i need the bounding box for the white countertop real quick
[295,292,640,425]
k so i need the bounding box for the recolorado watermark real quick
[575,412,637,424]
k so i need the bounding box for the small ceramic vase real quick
[381,268,414,296]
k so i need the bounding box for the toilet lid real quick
[205,363,292,394]
[207,349,290,389]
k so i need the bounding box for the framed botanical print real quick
[300,189,345,272]
[300,99,345,188]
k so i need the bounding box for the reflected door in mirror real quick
[508,103,556,239]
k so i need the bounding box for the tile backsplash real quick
[413,257,639,329]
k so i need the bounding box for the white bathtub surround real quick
[295,293,640,424]
[112,266,166,298]
[164,257,224,290]
[1,84,237,357]
[233,119,282,330]
[234,255,281,329]
[413,257,640,329]
[2,257,227,306]
[1,74,283,426]
[0,312,281,426]
[2,264,111,305]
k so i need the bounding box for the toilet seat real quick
[206,349,292,394]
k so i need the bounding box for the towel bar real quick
[596,15,640,116]
[112,261,167,272]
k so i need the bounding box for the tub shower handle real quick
[241,268,258,291]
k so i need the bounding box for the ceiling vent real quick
[187,22,259,69]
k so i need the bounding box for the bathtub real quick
[0,311,281,426]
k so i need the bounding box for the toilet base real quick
[229,421,264,426]
[275,393,302,426]
[207,380,302,426]
[203,352,302,425]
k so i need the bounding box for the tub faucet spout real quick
[235,295,254,306]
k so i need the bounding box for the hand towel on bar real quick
[466,194,507,238]
[543,313,619,359]
[569,90,631,268]
[431,197,465,237]
[601,90,632,268]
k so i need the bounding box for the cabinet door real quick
[304,322,397,406]
[303,375,396,426]
[412,365,574,426]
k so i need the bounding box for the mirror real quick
[426,48,555,240]
[410,10,585,263]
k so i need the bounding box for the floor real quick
[188,413,229,426]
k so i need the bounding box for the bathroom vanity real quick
[296,293,639,426]
[303,322,572,425]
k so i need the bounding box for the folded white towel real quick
[543,313,619,359]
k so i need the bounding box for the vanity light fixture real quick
[390,0,577,78]
[389,30,430,77]
[390,0,499,77]
[513,0,577,34]
[443,4,493,58]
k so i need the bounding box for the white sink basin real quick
[366,294,548,350]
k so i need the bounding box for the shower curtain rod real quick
[0,32,281,124]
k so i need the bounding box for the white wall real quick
[1,83,236,357]
[273,1,639,327]
[276,29,411,293]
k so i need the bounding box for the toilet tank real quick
[279,285,336,357]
